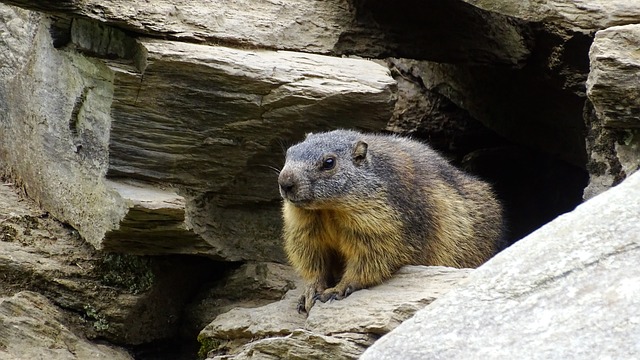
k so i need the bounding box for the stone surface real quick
[362,170,640,360]
[103,180,210,256]
[0,4,396,261]
[0,291,133,360]
[0,0,532,64]
[183,262,299,339]
[0,180,213,346]
[108,38,396,192]
[199,266,470,359]
[584,24,640,198]
[587,24,640,128]
[464,0,640,32]
[1,0,355,54]
[0,7,127,249]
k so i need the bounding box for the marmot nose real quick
[278,171,296,195]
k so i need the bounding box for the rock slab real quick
[0,291,132,360]
[362,170,640,360]
[199,266,470,359]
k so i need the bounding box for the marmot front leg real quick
[298,278,329,314]
[318,253,392,303]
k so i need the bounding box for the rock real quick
[0,181,214,346]
[183,262,300,339]
[2,0,355,54]
[0,291,132,360]
[103,179,210,256]
[463,0,640,32]
[384,59,505,157]
[385,49,589,168]
[198,266,470,359]
[588,24,640,128]
[584,24,640,198]
[108,38,396,193]
[1,0,531,64]
[0,5,396,261]
[361,170,640,360]
[211,329,365,360]
[0,6,127,249]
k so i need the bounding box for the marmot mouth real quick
[285,197,316,208]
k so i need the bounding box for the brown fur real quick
[278,130,504,313]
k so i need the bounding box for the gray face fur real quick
[278,130,368,208]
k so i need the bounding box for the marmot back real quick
[278,129,504,313]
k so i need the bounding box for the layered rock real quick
[0,0,531,64]
[362,170,640,359]
[0,5,396,261]
[198,266,470,359]
[584,24,640,198]
[0,292,132,360]
[463,0,640,32]
[1,0,640,359]
[0,181,213,347]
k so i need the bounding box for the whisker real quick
[255,164,282,174]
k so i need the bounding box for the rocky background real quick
[0,1,638,359]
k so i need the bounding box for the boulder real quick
[0,291,132,360]
[198,266,470,359]
[584,24,640,198]
[362,170,640,360]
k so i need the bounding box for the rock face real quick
[1,0,640,358]
[0,4,396,262]
[584,24,640,198]
[463,0,640,32]
[198,266,471,359]
[362,170,640,360]
[0,180,214,349]
[0,291,133,360]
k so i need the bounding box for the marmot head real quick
[278,130,372,209]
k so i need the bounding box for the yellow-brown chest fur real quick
[282,197,413,283]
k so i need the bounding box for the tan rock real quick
[0,291,132,360]
[199,266,470,359]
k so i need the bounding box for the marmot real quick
[278,129,504,313]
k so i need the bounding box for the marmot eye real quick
[322,157,336,170]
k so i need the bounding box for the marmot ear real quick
[353,140,368,164]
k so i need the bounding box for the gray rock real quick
[199,266,470,359]
[0,181,212,345]
[1,0,531,64]
[0,291,132,360]
[2,0,355,54]
[184,262,299,338]
[212,329,365,360]
[386,58,588,168]
[361,170,640,360]
[464,0,640,32]
[0,5,396,261]
[584,24,640,199]
[0,7,127,249]
[588,24,640,128]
